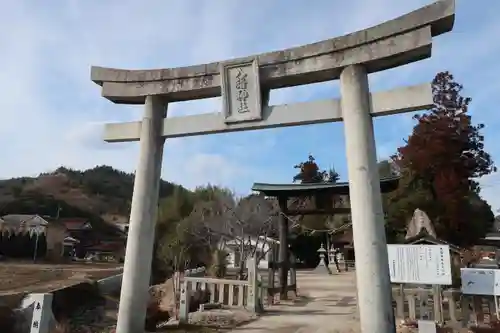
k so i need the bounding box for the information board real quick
[461,268,500,296]
[417,320,437,333]
[387,244,452,285]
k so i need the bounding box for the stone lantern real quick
[314,243,331,274]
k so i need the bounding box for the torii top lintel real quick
[90,0,454,104]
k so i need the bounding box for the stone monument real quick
[406,208,437,239]
[90,1,456,332]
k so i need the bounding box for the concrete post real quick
[179,280,190,323]
[115,95,166,333]
[256,274,264,312]
[246,257,259,312]
[267,245,275,295]
[340,65,395,333]
[289,251,297,295]
[278,197,289,300]
[29,293,53,333]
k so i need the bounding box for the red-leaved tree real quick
[393,71,496,246]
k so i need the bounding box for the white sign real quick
[221,58,262,124]
[30,293,53,333]
[417,320,437,333]
[461,268,500,296]
[387,244,452,285]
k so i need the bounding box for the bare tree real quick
[187,191,279,278]
[156,219,195,274]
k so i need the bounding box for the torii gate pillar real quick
[341,65,393,331]
[116,96,165,333]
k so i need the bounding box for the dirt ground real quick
[0,261,123,294]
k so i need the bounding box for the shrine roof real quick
[404,231,462,253]
[251,177,400,197]
[477,233,500,246]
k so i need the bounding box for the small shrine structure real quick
[404,209,460,251]
[404,208,462,268]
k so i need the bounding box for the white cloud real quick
[0,0,499,213]
[479,173,500,214]
[180,153,250,189]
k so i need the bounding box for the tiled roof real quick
[2,214,49,226]
[58,218,92,230]
[252,177,400,197]
[63,236,80,244]
[404,232,461,253]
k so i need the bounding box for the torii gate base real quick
[90,2,455,332]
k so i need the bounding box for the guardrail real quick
[179,258,263,323]
[96,273,123,294]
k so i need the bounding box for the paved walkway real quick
[232,270,360,333]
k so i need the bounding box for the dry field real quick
[0,261,123,295]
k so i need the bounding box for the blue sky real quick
[1,0,500,211]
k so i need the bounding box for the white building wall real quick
[223,236,277,269]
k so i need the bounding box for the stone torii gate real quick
[90,1,455,332]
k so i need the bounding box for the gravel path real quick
[230,270,360,333]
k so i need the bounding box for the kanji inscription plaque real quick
[220,58,262,123]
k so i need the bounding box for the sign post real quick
[461,268,500,323]
[387,244,452,285]
[387,245,452,332]
[30,293,53,333]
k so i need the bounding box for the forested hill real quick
[0,165,187,235]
